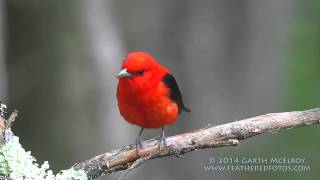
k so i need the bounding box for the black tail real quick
[183,106,191,113]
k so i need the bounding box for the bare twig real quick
[0,114,5,145]
[0,106,18,144]
[73,108,320,179]
[5,110,18,129]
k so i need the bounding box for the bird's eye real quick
[137,70,145,75]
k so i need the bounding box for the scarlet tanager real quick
[116,52,190,152]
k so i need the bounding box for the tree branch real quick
[73,108,320,179]
[1,102,320,179]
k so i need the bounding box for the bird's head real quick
[116,52,168,88]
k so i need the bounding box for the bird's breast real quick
[117,81,179,128]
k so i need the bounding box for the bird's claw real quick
[159,127,167,152]
[135,128,144,155]
[136,138,143,155]
[158,137,167,152]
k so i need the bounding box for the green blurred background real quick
[0,0,319,180]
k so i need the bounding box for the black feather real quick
[162,73,190,113]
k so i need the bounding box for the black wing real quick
[162,73,190,113]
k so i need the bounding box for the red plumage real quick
[116,52,189,151]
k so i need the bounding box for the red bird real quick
[116,52,190,152]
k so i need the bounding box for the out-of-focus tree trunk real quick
[79,0,128,154]
[5,1,101,172]
[180,1,290,180]
[182,0,290,124]
[5,0,126,175]
[0,1,7,100]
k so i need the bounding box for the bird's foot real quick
[135,138,143,155]
[158,137,167,152]
[159,127,167,152]
[135,128,144,156]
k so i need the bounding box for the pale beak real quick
[116,68,132,78]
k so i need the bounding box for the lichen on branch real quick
[0,102,88,180]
